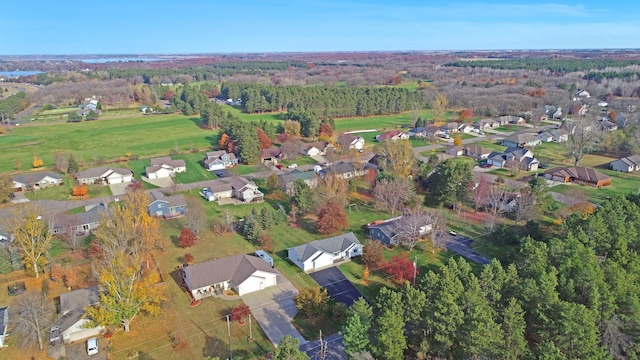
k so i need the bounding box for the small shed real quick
[255,250,274,268]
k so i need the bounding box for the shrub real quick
[230,304,251,322]
[182,253,194,263]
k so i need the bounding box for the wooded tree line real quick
[341,194,640,359]
[446,59,640,73]
[222,83,425,117]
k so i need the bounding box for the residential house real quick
[181,254,278,299]
[571,103,589,116]
[550,129,569,142]
[493,116,511,127]
[148,191,187,218]
[0,306,7,348]
[338,134,365,150]
[501,133,542,148]
[439,122,460,134]
[12,171,62,191]
[259,147,284,165]
[487,147,540,171]
[376,130,410,141]
[610,155,640,173]
[544,166,612,187]
[444,145,464,157]
[574,89,591,99]
[497,115,525,126]
[601,120,618,131]
[474,119,499,130]
[368,216,432,247]
[76,166,133,185]
[544,105,562,119]
[203,150,238,171]
[538,131,554,143]
[146,156,186,179]
[287,232,362,273]
[408,127,427,138]
[53,203,108,236]
[301,141,334,156]
[55,287,104,344]
[463,144,492,160]
[425,125,443,138]
[205,177,264,203]
[278,170,318,195]
[319,161,366,180]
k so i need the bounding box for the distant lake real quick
[0,70,43,78]
[80,57,164,63]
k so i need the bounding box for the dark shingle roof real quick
[149,191,187,207]
[60,286,101,314]
[13,171,61,186]
[182,254,277,290]
[0,306,7,337]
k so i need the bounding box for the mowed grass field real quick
[0,114,216,173]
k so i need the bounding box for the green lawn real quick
[0,113,216,174]
[472,140,507,152]
[24,175,113,201]
[279,155,318,167]
[172,153,218,184]
[551,170,640,204]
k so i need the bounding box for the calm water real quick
[0,70,43,78]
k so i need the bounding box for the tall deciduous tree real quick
[392,205,440,251]
[565,117,604,166]
[316,200,348,234]
[0,173,13,204]
[183,196,207,235]
[5,204,54,278]
[178,227,197,248]
[373,178,415,215]
[13,291,56,350]
[295,286,329,318]
[376,139,415,178]
[362,240,384,268]
[432,93,449,123]
[256,127,272,149]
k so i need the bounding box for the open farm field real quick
[0,114,216,173]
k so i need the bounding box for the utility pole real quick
[226,314,232,360]
[248,314,253,342]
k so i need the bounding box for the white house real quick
[205,177,263,203]
[301,141,333,156]
[181,254,278,299]
[12,172,63,191]
[146,157,186,179]
[203,150,238,171]
[76,166,133,185]
[0,306,7,348]
[288,232,362,273]
[487,147,540,171]
[54,287,104,344]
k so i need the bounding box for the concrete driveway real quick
[65,338,108,360]
[108,182,130,196]
[241,273,307,346]
[309,267,364,306]
[446,233,491,265]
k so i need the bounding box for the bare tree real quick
[470,174,492,213]
[53,152,69,174]
[57,214,83,252]
[316,175,350,208]
[280,137,303,159]
[373,178,415,215]
[512,189,537,225]
[565,116,604,166]
[183,196,207,235]
[392,206,445,252]
[485,185,510,231]
[432,93,449,123]
[12,291,56,350]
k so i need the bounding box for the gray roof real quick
[278,170,318,185]
[182,254,277,290]
[322,161,356,176]
[149,191,187,208]
[60,286,101,314]
[612,155,640,167]
[13,171,61,186]
[56,203,108,230]
[289,232,361,263]
[149,156,185,168]
[502,132,540,145]
[77,166,132,179]
[368,217,402,241]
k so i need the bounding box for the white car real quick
[449,231,458,236]
[87,337,98,355]
[287,164,298,169]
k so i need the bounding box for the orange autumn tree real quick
[256,127,272,149]
[454,134,463,147]
[72,184,88,198]
[219,133,231,150]
[32,155,44,168]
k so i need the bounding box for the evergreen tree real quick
[259,207,274,229]
[342,313,370,359]
[292,179,314,215]
[498,298,528,360]
[273,335,309,360]
[371,288,406,360]
[346,297,373,329]
[242,211,262,243]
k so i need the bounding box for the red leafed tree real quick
[88,240,103,259]
[319,123,333,138]
[178,228,197,248]
[230,304,251,322]
[316,200,348,234]
[219,133,231,150]
[459,108,474,122]
[384,253,417,282]
[364,168,377,187]
[182,253,194,263]
[162,89,175,100]
[256,128,272,149]
[226,140,236,154]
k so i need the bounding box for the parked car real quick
[288,164,298,169]
[480,163,492,168]
[199,188,215,201]
[87,337,99,355]
[275,164,284,169]
[539,163,549,169]
[449,231,458,236]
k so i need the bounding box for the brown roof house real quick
[544,166,612,187]
[181,254,278,299]
[463,144,492,160]
[259,147,285,164]
[376,130,409,141]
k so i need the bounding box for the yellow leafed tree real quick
[32,155,43,168]
[377,139,415,178]
[6,204,53,278]
[432,93,449,123]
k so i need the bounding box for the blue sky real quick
[2,0,639,54]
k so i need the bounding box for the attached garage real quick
[62,318,103,343]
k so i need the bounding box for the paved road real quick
[309,267,364,306]
[300,333,346,360]
[241,274,307,346]
[446,233,491,265]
